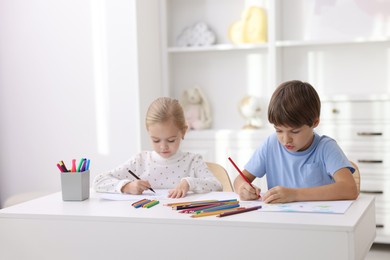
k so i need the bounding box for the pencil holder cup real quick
[60,170,90,201]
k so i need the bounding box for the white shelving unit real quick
[157,0,390,243]
[160,0,390,129]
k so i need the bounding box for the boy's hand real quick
[262,186,296,203]
[121,180,152,195]
[237,182,261,201]
[168,180,190,198]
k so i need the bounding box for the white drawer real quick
[360,179,390,201]
[358,167,389,181]
[375,215,388,234]
[317,124,390,141]
[343,151,390,169]
[321,100,390,121]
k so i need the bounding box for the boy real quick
[234,80,358,203]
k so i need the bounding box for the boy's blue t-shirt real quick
[245,132,354,189]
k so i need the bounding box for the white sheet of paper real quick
[196,192,353,214]
[98,189,170,201]
[259,200,354,214]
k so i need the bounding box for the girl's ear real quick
[182,125,189,139]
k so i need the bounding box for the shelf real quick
[161,0,390,126]
[167,37,390,54]
[321,94,390,102]
[167,43,269,53]
[276,37,390,47]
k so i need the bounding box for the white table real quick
[0,192,376,260]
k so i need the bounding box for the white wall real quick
[136,0,164,150]
[0,0,141,207]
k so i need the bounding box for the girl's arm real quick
[182,157,223,193]
[93,160,135,193]
[262,167,359,203]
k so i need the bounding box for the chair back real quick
[206,162,234,192]
[349,161,361,193]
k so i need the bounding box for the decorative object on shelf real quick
[238,95,263,129]
[228,6,267,44]
[180,86,212,130]
[176,22,217,47]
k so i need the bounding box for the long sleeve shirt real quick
[93,150,223,193]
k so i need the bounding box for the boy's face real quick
[147,120,184,158]
[274,122,318,152]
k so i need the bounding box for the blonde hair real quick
[145,97,188,133]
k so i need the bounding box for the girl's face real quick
[274,120,318,152]
[147,120,185,158]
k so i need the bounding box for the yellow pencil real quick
[143,200,159,208]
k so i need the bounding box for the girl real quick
[93,97,222,198]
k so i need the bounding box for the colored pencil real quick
[134,199,151,208]
[189,201,240,213]
[217,205,262,218]
[228,157,256,190]
[143,200,160,208]
[197,202,240,213]
[132,199,149,207]
[170,199,238,209]
[191,207,245,218]
[178,201,239,213]
[164,200,219,207]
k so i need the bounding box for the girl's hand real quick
[262,186,296,203]
[121,180,152,195]
[237,182,261,201]
[168,180,190,198]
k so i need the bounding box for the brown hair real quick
[268,80,321,127]
[145,97,188,134]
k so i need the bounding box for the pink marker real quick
[71,159,77,172]
[57,163,64,172]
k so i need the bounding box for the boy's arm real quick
[233,169,261,200]
[263,167,359,203]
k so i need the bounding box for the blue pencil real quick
[199,203,240,213]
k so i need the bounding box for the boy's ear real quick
[313,117,320,128]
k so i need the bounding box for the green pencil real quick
[144,200,159,208]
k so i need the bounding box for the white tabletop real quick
[0,191,374,231]
[0,191,376,260]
